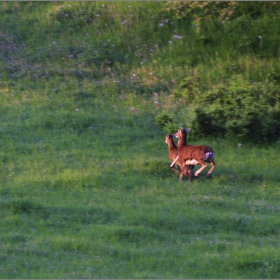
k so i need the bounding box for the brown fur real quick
[165,133,194,176]
[165,134,180,174]
[174,129,216,181]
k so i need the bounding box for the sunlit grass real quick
[1,87,280,277]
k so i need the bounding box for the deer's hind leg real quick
[207,161,216,177]
[194,160,208,177]
[171,166,181,174]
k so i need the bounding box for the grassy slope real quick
[0,2,280,278]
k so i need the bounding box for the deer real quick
[170,128,216,181]
[165,132,194,176]
[165,134,180,174]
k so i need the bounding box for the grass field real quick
[1,1,280,278]
[1,91,280,278]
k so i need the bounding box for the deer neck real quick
[168,140,177,150]
[178,136,187,149]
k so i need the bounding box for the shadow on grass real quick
[131,210,280,237]
[2,199,120,225]
[139,161,266,183]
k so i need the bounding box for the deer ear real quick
[186,128,191,133]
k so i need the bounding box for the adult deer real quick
[170,128,216,181]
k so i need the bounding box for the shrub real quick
[188,76,280,143]
[155,113,178,134]
[155,113,173,130]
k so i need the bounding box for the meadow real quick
[0,1,280,278]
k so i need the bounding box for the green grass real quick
[1,1,280,278]
[1,96,280,278]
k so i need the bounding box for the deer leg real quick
[189,165,195,170]
[186,166,193,182]
[194,161,208,177]
[170,155,179,168]
[185,165,193,181]
[207,161,216,177]
[179,170,185,181]
[179,164,186,181]
[171,167,181,174]
[180,165,192,182]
